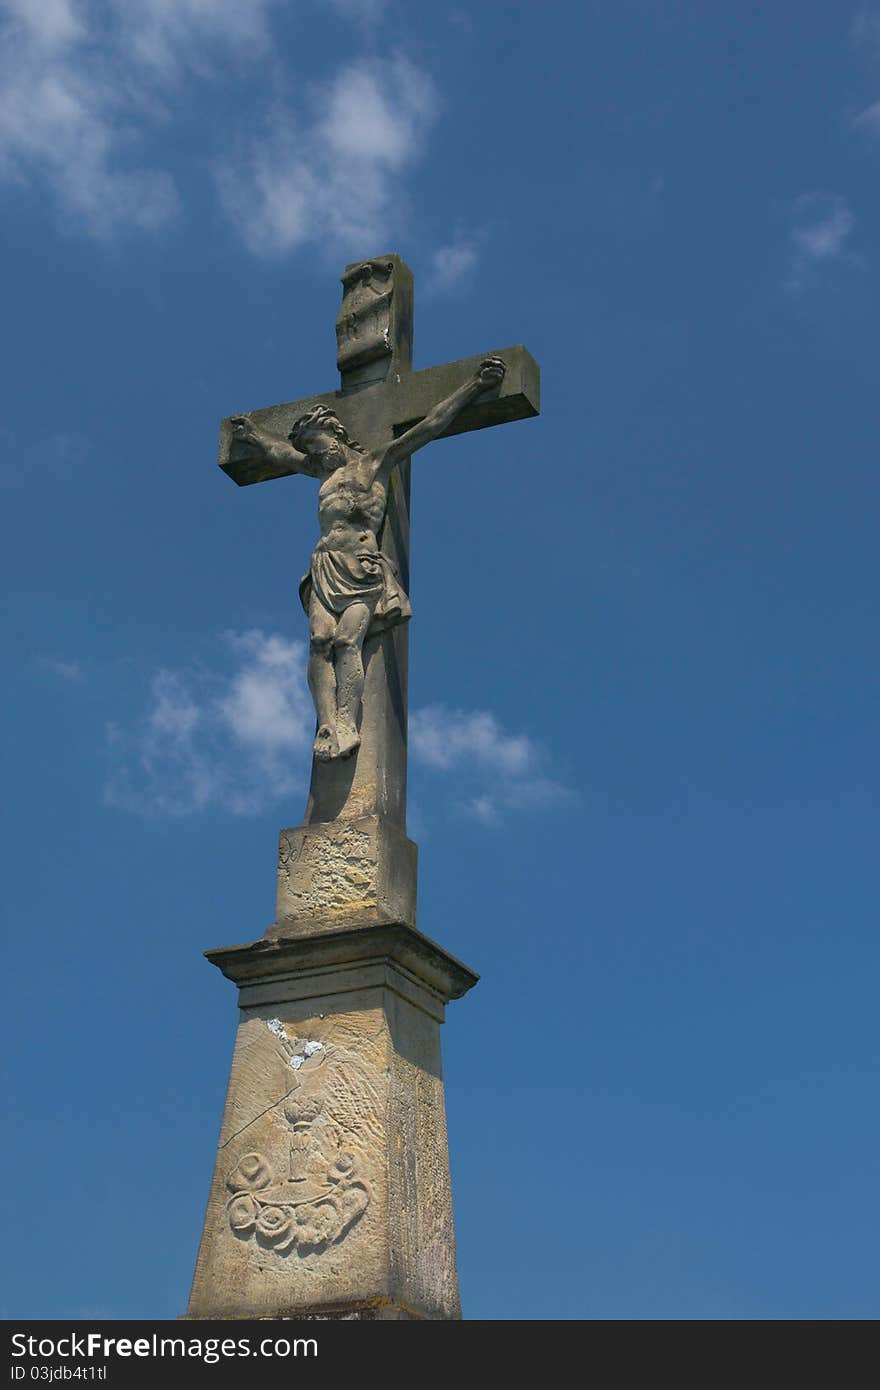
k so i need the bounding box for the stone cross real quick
[186,255,540,1321]
[222,256,537,796]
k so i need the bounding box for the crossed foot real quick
[314,722,361,762]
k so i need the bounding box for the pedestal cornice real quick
[206,922,478,1023]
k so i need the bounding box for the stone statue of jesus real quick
[231,355,506,762]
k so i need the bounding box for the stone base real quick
[273,816,417,937]
[187,924,477,1322]
[182,1295,427,1320]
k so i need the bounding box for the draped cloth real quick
[299,540,412,636]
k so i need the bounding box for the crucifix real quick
[186,256,540,1322]
[219,254,539,842]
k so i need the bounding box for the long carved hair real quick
[288,406,365,456]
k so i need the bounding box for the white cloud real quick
[149,669,201,741]
[328,0,388,21]
[3,0,83,47]
[105,629,311,816]
[854,99,880,130]
[410,704,534,776]
[42,657,83,681]
[410,704,571,821]
[105,642,567,823]
[217,55,439,257]
[218,629,313,754]
[106,670,216,816]
[787,193,857,291]
[0,2,439,249]
[425,230,481,295]
[851,11,880,53]
[465,794,499,825]
[852,16,880,129]
[108,0,279,76]
[791,194,854,261]
[0,0,177,235]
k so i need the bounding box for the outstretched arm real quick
[377,357,506,476]
[229,415,319,478]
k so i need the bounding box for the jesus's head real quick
[288,406,363,471]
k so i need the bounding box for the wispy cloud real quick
[787,193,857,291]
[851,10,880,56]
[410,705,534,775]
[105,641,567,823]
[424,229,482,295]
[327,0,389,20]
[3,0,83,46]
[791,194,854,260]
[851,14,880,129]
[41,657,83,681]
[217,55,439,258]
[108,0,280,77]
[218,630,312,756]
[105,629,312,816]
[410,703,572,824]
[0,1,439,251]
[0,0,184,236]
[853,98,880,130]
[465,794,499,825]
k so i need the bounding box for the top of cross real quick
[219,253,539,488]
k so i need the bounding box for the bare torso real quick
[316,456,386,555]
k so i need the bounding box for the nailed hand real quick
[230,414,262,448]
[477,356,506,389]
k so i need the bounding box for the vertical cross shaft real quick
[308,254,415,832]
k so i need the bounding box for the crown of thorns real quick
[288,406,346,449]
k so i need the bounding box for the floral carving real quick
[255,1205,296,1251]
[328,1151,358,1183]
[292,1202,339,1249]
[226,1152,272,1193]
[284,1095,323,1129]
[227,1193,259,1233]
[225,1141,370,1256]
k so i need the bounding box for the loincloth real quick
[299,543,412,636]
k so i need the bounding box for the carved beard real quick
[315,444,344,471]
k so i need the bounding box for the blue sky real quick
[2,0,879,1320]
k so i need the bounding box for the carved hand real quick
[230,414,265,452]
[476,356,506,390]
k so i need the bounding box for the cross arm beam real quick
[388,343,540,440]
[219,344,540,487]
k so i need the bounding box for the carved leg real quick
[333,601,372,759]
[308,601,339,761]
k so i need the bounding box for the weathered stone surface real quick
[273,815,417,936]
[335,255,413,389]
[187,926,477,1321]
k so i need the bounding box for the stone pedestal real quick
[273,816,417,938]
[186,924,477,1321]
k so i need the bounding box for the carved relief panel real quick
[222,1015,382,1261]
[335,259,395,374]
